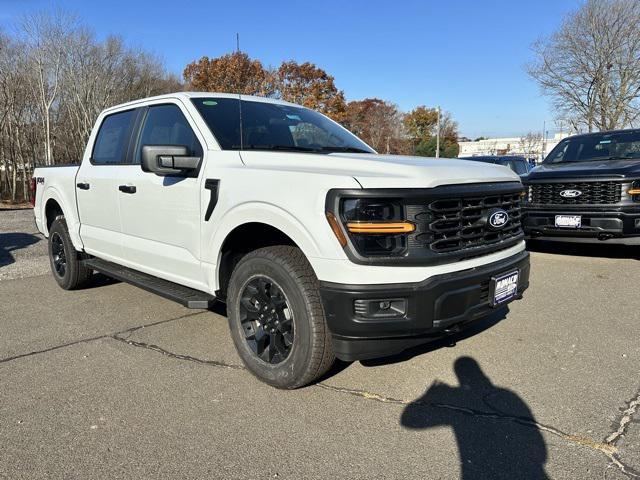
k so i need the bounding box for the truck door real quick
[117,102,206,290]
[76,108,138,263]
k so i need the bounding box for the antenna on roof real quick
[236,33,240,53]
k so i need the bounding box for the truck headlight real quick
[339,198,414,256]
[629,181,640,201]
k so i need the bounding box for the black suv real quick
[522,129,640,245]
[459,155,533,177]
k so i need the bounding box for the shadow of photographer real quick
[401,356,549,479]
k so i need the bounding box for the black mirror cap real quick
[141,145,201,177]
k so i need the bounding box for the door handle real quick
[118,185,137,194]
[76,182,90,190]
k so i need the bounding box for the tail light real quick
[29,177,36,206]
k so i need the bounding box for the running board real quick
[82,258,215,309]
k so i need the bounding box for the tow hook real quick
[597,233,614,241]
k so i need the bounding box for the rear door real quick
[117,102,206,289]
[76,108,138,263]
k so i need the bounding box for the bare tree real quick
[518,132,543,158]
[528,0,640,132]
[0,11,180,202]
[20,11,75,165]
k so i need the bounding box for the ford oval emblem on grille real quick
[559,189,582,198]
[487,208,509,230]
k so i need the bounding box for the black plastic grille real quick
[529,181,622,205]
[407,192,523,255]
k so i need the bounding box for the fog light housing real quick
[354,298,407,319]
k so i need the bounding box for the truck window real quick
[91,109,136,164]
[192,97,374,154]
[135,104,203,163]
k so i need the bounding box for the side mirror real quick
[141,145,201,176]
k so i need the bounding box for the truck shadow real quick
[0,232,41,268]
[527,239,639,260]
[400,356,549,479]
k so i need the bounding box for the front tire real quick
[48,216,92,290]
[227,246,335,389]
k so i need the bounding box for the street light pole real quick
[435,106,441,158]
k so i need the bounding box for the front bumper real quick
[319,250,530,361]
[523,207,640,245]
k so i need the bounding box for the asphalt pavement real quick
[1,209,638,479]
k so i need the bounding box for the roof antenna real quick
[236,33,244,151]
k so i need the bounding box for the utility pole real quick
[435,106,441,158]
[542,120,546,163]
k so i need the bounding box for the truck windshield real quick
[544,130,640,164]
[192,97,374,154]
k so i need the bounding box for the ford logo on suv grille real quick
[487,209,509,230]
[559,189,582,198]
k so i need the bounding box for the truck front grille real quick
[528,181,622,205]
[408,191,523,256]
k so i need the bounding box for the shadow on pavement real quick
[0,232,41,267]
[401,356,549,479]
[527,239,639,260]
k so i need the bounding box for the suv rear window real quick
[91,109,136,164]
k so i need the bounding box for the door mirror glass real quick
[141,145,201,176]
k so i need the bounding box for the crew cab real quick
[33,92,530,388]
[523,129,640,244]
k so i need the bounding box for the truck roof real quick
[102,91,301,114]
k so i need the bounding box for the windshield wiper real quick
[319,146,372,154]
[232,144,320,152]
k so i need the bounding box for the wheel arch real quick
[41,186,84,251]
[210,202,328,298]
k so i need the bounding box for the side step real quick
[82,258,216,309]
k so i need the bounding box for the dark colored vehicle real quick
[459,155,533,177]
[522,129,640,245]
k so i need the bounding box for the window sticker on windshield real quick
[286,114,301,121]
[599,140,612,144]
[202,100,218,106]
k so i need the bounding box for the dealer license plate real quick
[555,215,582,228]
[489,270,519,307]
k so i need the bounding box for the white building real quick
[458,132,570,163]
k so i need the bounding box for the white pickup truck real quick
[33,92,529,388]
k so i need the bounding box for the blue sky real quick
[0,0,579,138]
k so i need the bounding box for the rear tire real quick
[227,246,335,389]
[48,216,92,290]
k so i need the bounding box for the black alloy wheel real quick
[239,276,294,364]
[50,231,67,278]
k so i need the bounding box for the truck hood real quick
[525,159,640,181]
[240,151,520,189]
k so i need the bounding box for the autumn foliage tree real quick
[404,106,459,158]
[274,61,346,121]
[181,51,462,158]
[343,99,409,154]
[183,52,275,96]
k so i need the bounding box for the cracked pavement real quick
[1,209,639,479]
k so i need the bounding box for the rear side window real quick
[135,104,203,163]
[92,109,136,164]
